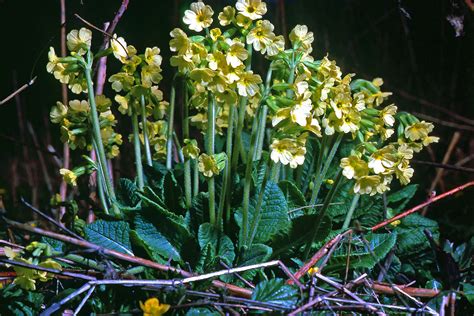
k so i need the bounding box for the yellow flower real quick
[236,0,267,20]
[266,35,285,57]
[69,99,90,113]
[226,39,248,68]
[339,109,361,134]
[236,70,262,97]
[290,98,313,126]
[170,55,195,73]
[141,65,163,88]
[115,95,130,115]
[60,168,78,186]
[404,121,434,142]
[139,298,170,316]
[340,155,369,180]
[145,47,163,67]
[190,68,215,85]
[182,139,200,160]
[198,153,220,177]
[270,135,307,168]
[183,2,214,32]
[236,13,252,29]
[380,104,397,127]
[66,28,92,55]
[354,175,381,196]
[246,20,275,52]
[110,34,129,63]
[422,135,439,147]
[395,160,414,185]
[308,266,319,275]
[289,25,314,50]
[109,72,135,92]
[368,145,397,174]
[50,101,68,124]
[169,28,191,55]
[218,6,236,26]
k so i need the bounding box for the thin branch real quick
[371,180,474,231]
[412,160,474,173]
[100,0,130,51]
[0,77,37,106]
[371,282,439,298]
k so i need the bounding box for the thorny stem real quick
[342,194,360,229]
[166,77,177,169]
[207,94,216,226]
[83,52,118,215]
[140,95,152,166]
[131,108,144,190]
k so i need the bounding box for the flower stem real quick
[83,53,118,215]
[193,159,199,198]
[309,133,343,210]
[92,140,109,215]
[183,82,192,208]
[342,194,360,229]
[303,169,343,260]
[255,64,273,161]
[240,103,261,247]
[218,99,235,229]
[131,108,144,190]
[166,77,177,169]
[207,94,216,226]
[140,95,152,167]
[247,159,272,247]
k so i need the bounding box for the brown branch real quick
[412,160,474,173]
[3,217,253,298]
[100,0,130,51]
[0,77,37,106]
[413,112,474,133]
[371,282,439,298]
[371,181,474,231]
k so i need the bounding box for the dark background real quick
[0,0,473,242]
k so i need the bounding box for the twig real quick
[100,0,130,52]
[220,261,255,289]
[289,230,352,283]
[73,285,96,316]
[41,283,92,316]
[371,181,474,231]
[423,131,462,215]
[0,77,37,106]
[412,160,474,173]
[324,297,437,314]
[371,282,439,298]
[21,198,84,240]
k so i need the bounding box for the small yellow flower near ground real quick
[139,297,170,316]
[308,266,319,275]
[182,139,200,160]
[390,220,401,227]
[218,6,236,26]
[183,2,214,32]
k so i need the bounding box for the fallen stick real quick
[371,282,439,298]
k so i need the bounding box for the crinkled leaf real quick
[198,223,235,266]
[132,214,181,262]
[388,184,418,212]
[117,178,140,207]
[235,181,290,245]
[185,308,220,316]
[278,180,306,216]
[84,220,133,255]
[251,278,298,309]
[239,244,273,266]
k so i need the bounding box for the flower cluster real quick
[47,28,92,94]
[170,0,287,135]
[3,242,61,291]
[109,36,169,160]
[50,96,122,158]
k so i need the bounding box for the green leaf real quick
[278,180,306,215]
[235,181,290,245]
[328,233,397,271]
[117,178,140,207]
[84,220,133,255]
[132,214,181,262]
[395,214,439,256]
[251,278,298,309]
[272,214,331,258]
[252,154,269,188]
[462,282,474,305]
[198,223,235,265]
[388,184,418,212]
[160,171,185,213]
[239,244,273,266]
[40,237,64,253]
[185,308,220,316]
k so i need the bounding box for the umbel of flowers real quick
[46,0,438,240]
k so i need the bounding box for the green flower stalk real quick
[83,51,119,215]
[140,95,153,167]
[166,80,177,169]
[131,108,144,190]
[207,95,217,226]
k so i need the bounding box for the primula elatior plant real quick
[9,1,474,315]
